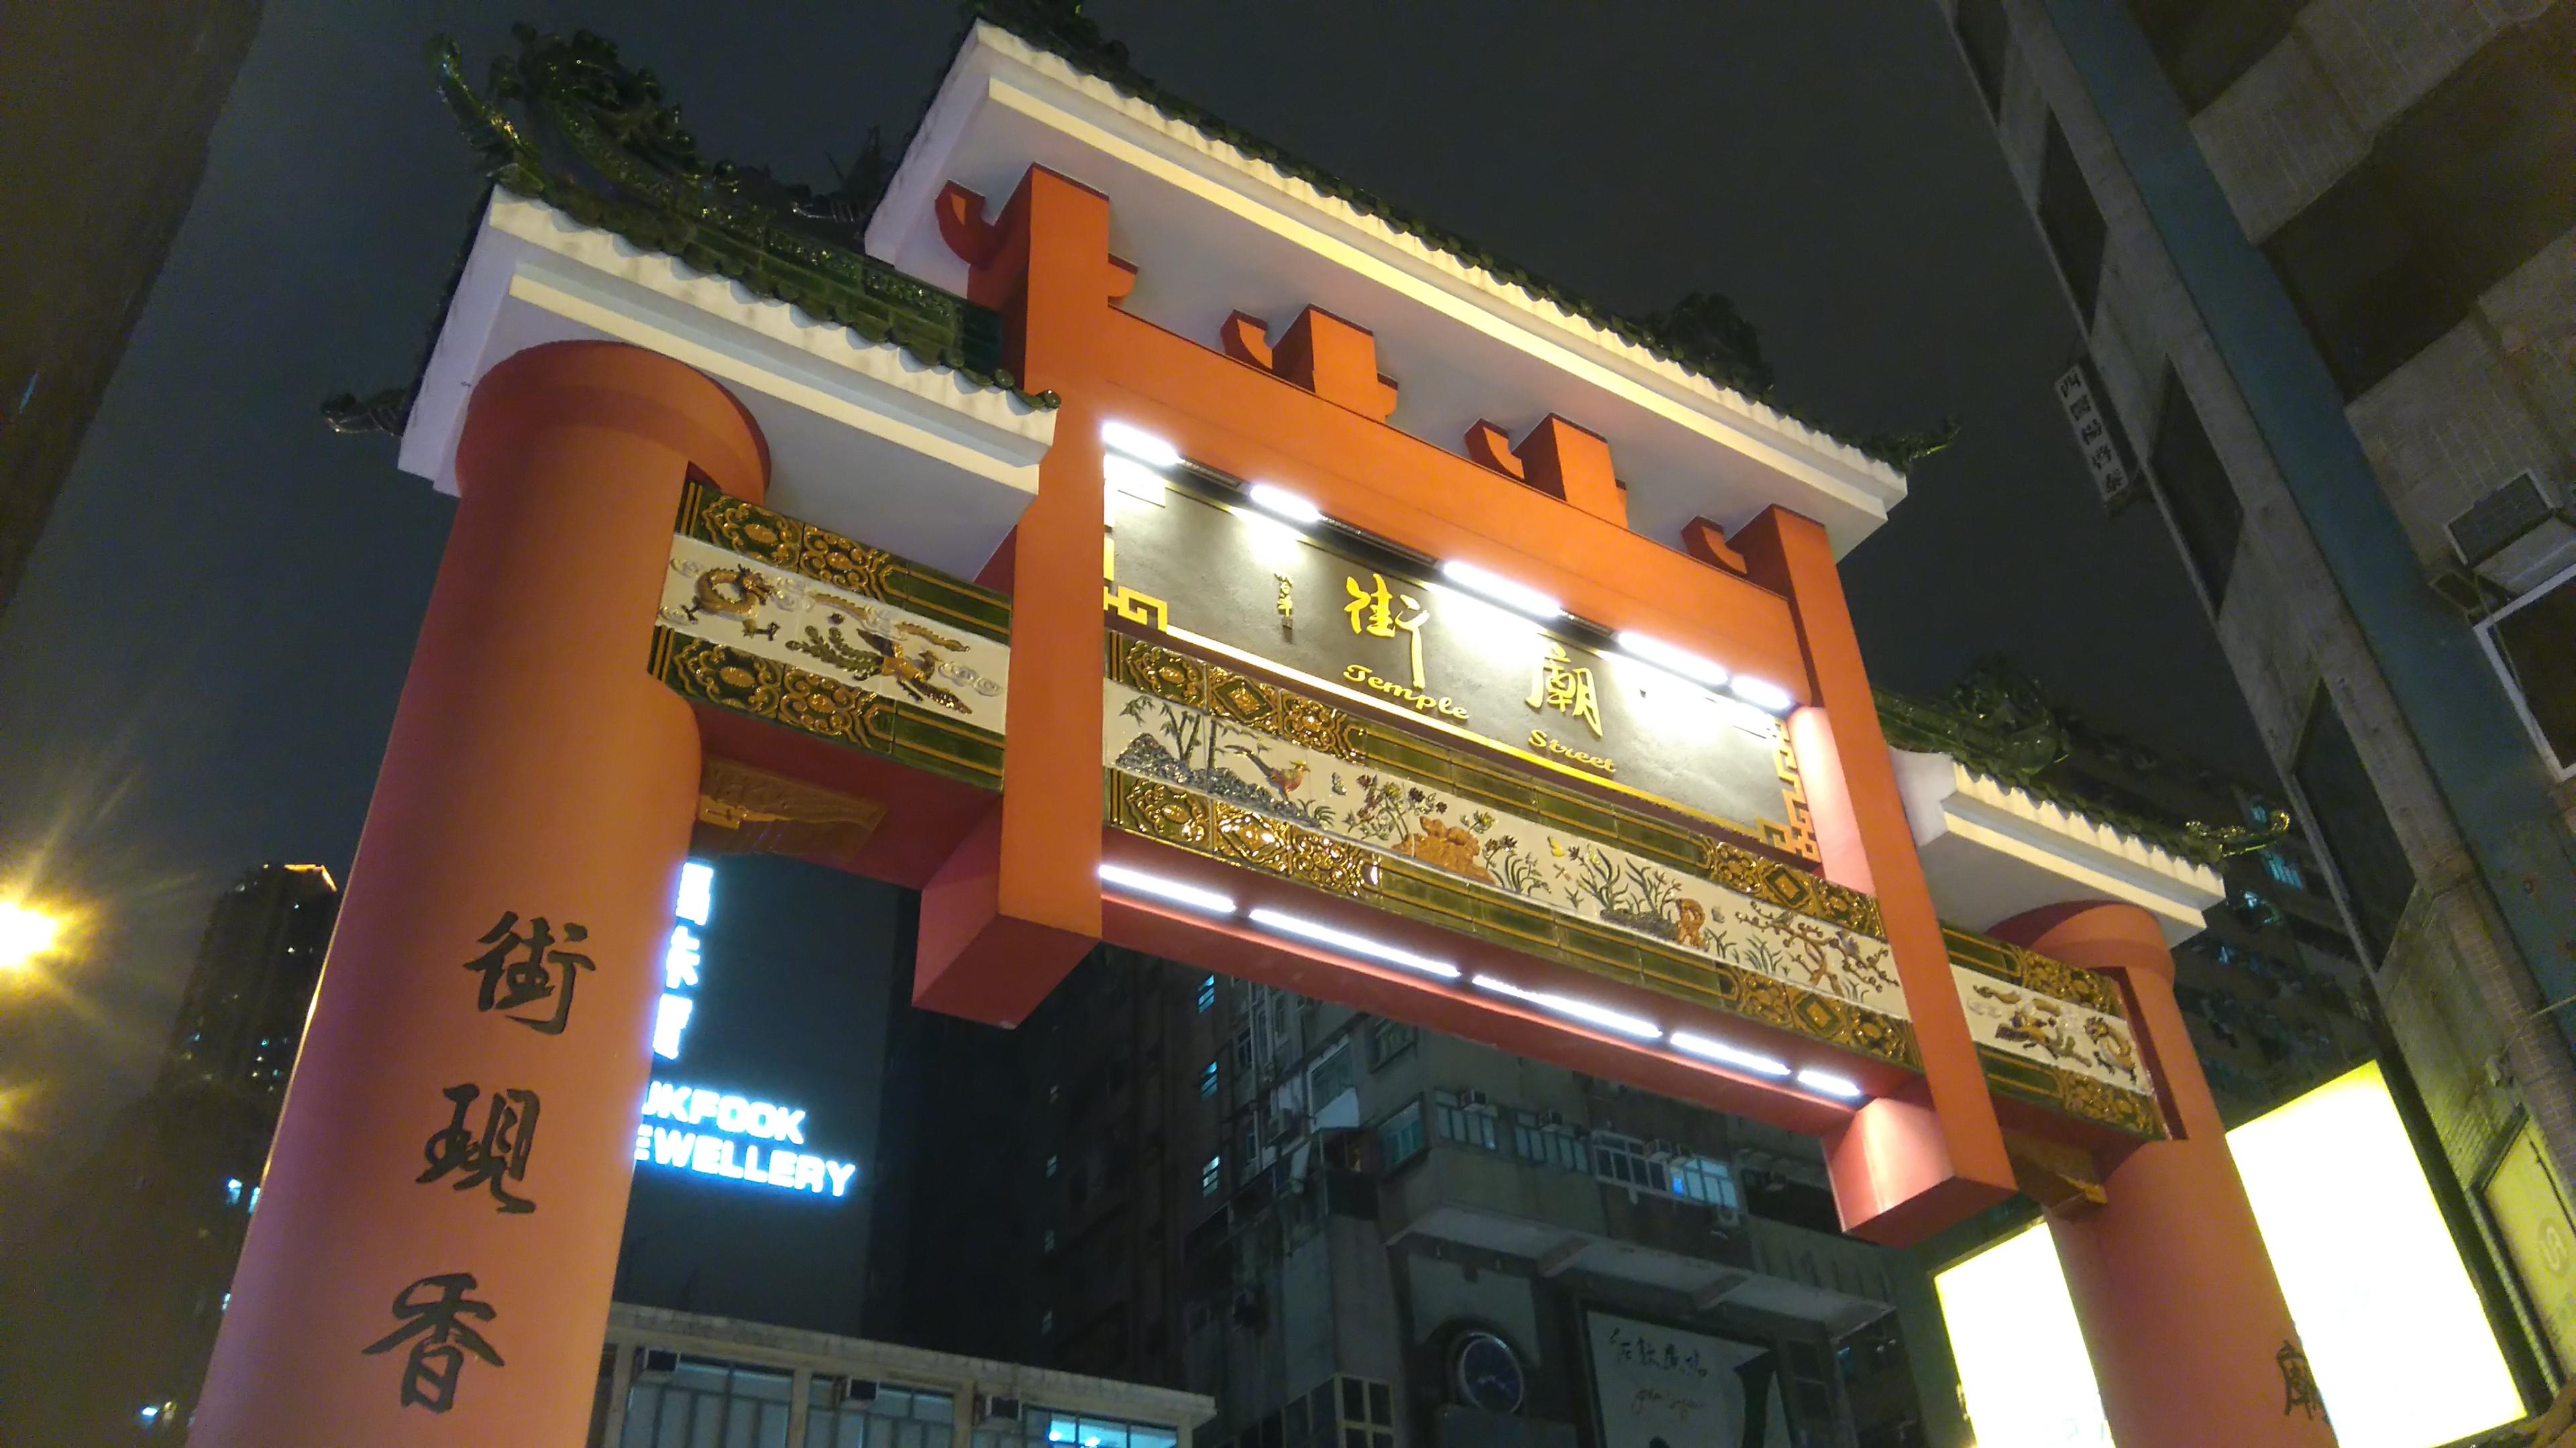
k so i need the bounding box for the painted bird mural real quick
[851,618,973,715]
[1223,742,1309,801]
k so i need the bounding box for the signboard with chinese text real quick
[1106,474,1813,860]
[1582,1309,1788,1448]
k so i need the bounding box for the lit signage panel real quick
[1582,1310,1790,1448]
[1934,1062,2520,1448]
[629,860,857,1205]
[1105,472,1815,859]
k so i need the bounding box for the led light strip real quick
[1470,974,1662,1040]
[1438,559,1564,620]
[1097,862,1237,915]
[1097,860,1864,1100]
[1247,907,1461,979]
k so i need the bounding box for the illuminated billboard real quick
[1935,1062,2520,1448]
[613,858,907,1338]
[629,860,860,1203]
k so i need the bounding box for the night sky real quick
[0,1,2265,1214]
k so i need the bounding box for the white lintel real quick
[869,21,1908,556]
[1889,748,2226,946]
[401,193,1057,579]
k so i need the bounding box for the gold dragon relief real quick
[660,535,1009,726]
[1957,974,2149,1097]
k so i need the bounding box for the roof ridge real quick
[958,2,1951,472]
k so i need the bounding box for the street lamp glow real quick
[0,901,65,971]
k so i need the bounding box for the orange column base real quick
[1997,901,2338,1448]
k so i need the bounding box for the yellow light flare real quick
[0,901,67,971]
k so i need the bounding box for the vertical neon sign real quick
[633,860,859,1199]
[653,861,713,1060]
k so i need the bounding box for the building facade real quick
[590,1304,1211,1448]
[0,862,339,1444]
[1932,0,2576,1382]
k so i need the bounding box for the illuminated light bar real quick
[1104,453,1169,502]
[1248,907,1460,979]
[1100,420,1181,468]
[1246,482,1324,524]
[1670,1030,1790,1077]
[1796,1068,1864,1100]
[1729,675,1797,715]
[1098,863,1237,916]
[1470,974,1662,1040]
[1438,559,1563,620]
[1615,630,1730,689]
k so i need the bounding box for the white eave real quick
[867,21,1908,556]
[1890,748,2226,945]
[400,192,1057,579]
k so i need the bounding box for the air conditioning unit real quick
[2475,557,2576,781]
[2448,471,2576,597]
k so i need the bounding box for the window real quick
[806,1382,954,1448]
[1377,1101,1426,1171]
[1432,1090,1501,1151]
[2265,10,2576,398]
[1201,1155,1222,1196]
[1199,1061,1220,1099]
[2263,851,2306,891]
[620,1355,794,1448]
[1510,1111,1589,1174]
[2293,697,2416,964]
[2036,117,2107,319]
[2148,370,2243,604]
[1307,1042,1357,1108]
[1365,1017,1416,1070]
[1589,1132,1741,1213]
[1020,1407,1179,1448]
[1044,1155,1059,1179]
[1196,975,1217,1013]
[2131,0,2301,111]
[1954,0,2012,115]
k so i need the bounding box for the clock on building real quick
[1450,1330,1525,1414]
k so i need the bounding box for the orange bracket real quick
[1462,414,1625,528]
[1222,306,1399,423]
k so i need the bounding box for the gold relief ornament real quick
[694,756,888,869]
[1343,571,1430,688]
[1344,663,1469,722]
[1526,642,1603,738]
[1764,728,1821,862]
[692,488,894,602]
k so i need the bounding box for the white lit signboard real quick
[1935,1062,2520,1448]
[630,861,859,1201]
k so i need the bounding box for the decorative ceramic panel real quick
[1102,640,1917,1069]
[1105,473,1816,860]
[649,483,1009,786]
[1947,928,2163,1137]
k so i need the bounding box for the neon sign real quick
[630,861,857,1201]
[652,862,712,1060]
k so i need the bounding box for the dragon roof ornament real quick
[427,27,1052,410]
[1877,659,2292,867]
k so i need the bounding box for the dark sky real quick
[0,1,2265,1209]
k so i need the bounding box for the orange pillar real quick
[1733,506,2015,1244]
[914,166,1112,1024]
[192,341,766,1447]
[1995,901,2337,1448]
